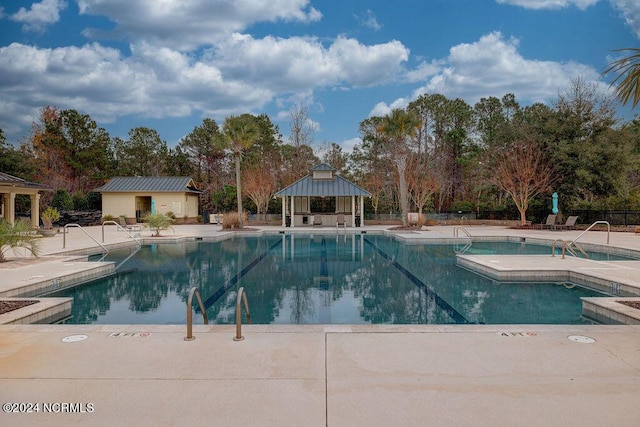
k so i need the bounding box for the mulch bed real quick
[617,301,640,310]
[0,300,38,315]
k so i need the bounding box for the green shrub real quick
[51,189,73,211]
[142,213,174,237]
[72,191,88,210]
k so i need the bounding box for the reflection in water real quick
[57,236,603,325]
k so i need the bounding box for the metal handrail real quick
[570,220,610,246]
[233,287,252,341]
[101,220,141,246]
[551,239,586,259]
[63,224,109,253]
[453,226,471,238]
[184,287,209,341]
[551,239,565,258]
[564,240,588,258]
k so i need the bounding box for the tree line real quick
[1,78,639,225]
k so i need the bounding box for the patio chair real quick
[538,214,557,229]
[554,215,578,230]
[118,216,142,232]
[313,215,322,227]
[335,213,346,230]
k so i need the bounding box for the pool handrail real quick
[569,220,610,246]
[184,287,209,341]
[234,287,252,341]
[551,239,587,259]
[453,226,471,238]
[101,220,142,246]
[63,223,109,254]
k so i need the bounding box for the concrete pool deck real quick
[1,224,640,425]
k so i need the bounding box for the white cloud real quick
[214,34,409,90]
[495,0,598,10]
[496,0,640,37]
[0,32,409,139]
[405,60,442,83]
[371,32,603,118]
[356,9,382,31]
[341,137,361,153]
[10,0,67,31]
[610,0,640,37]
[77,0,322,51]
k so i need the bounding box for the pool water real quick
[56,234,608,325]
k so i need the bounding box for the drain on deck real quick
[62,335,88,343]
[568,335,595,343]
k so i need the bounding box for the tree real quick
[602,48,640,108]
[407,155,438,218]
[142,213,174,237]
[243,165,276,221]
[27,107,112,194]
[178,118,228,212]
[113,127,168,176]
[0,129,35,178]
[0,219,40,263]
[223,115,260,228]
[288,103,317,180]
[379,108,419,227]
[492,138,556,225]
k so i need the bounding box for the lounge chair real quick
[118,216,142,232]
[335,213,346,230]
[554,215,578,230]
[538,214,557,229]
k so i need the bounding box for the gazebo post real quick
[281,196,286,227]
[351,196,356,228]
[30,193,41,228]
[290,196,295,228]
[360,195,364,227]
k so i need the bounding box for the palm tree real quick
[380,108,419,227]
[602,48,640,108]
[223,115,260,228]
[0,219,40,262]
[142,213,174,237]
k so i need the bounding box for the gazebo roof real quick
[0,172,51,190]
[274,164,370,197]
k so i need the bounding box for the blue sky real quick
[0,0,638,153]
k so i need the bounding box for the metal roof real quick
[0,172,51,190]
[274,167,370,197]
[94,177,201,193]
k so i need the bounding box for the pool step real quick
[0,297,73,325]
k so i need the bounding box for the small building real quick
[0,172,51,227]
[274,164,371,228]
[94,177,201,222]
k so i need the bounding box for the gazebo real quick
[0,172,51,227]
[274,164,371,228]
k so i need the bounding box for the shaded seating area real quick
[274,164,371,229]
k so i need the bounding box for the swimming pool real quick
[56,234,610,325]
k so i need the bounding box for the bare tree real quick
[492,139,557,225]
[407,156,438,218]
[289,103,317,178]
[243,165,276,222]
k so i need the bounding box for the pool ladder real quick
[453,226,472,254]
[184,286,251,341]
[551,239,588,259]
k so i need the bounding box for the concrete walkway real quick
[1,224,640,426]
